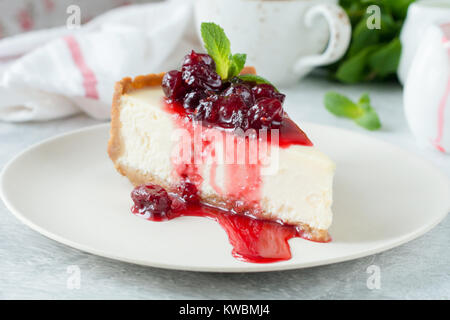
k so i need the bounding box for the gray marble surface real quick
[0,77,449,299]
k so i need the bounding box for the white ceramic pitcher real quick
[404,23,450,154]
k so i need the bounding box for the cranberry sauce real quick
[131,184,329,263]
[161,50,312,148]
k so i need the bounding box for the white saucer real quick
[1,123,449,272]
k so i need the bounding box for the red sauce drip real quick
[278,117,313,148]
[134,196,329,263]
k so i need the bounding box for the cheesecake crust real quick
[107,67,330,242]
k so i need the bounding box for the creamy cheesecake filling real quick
[115,87,335,231]
[117,89,176,186]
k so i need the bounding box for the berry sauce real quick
[130,51,325,263]
[132,186,329,263]
[161,50,313,147]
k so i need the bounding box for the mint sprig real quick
[324,92,381,131]
[200,22,280,91]
[201,22,247,80]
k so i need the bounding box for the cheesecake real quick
[107,23,335,262]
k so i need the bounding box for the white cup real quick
[194,0,351,87]
[398,0,450,84]
[404,23,450,154]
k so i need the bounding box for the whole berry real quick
[162,70,186,101]
[247,98,284,129]
[131,184,172,219]
[251,84,285,103]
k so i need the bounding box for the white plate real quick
[1,123,449,272]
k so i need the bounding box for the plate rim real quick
[1,123,449,273]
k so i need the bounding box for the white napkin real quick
[0,1,202,122]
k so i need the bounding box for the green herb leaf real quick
[385,0,415,20]
[354,106,382,130]
[368,38,401,78]
[379,12,400,38]
[324,92,362,118]
[228,53,247,79]
[347,18,380,57]
[357,93,371,107]
[324,91,381,131]
[355,93,382,130]
[335,45,379,83]
[329,0,415,83]
[200,22,246,80]
[201,22,231,79]
[236,74,279,91]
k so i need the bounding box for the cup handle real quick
[293,3,351,76]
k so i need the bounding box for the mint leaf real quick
[324,92,362,118]
[379,12,400,38]
[200,22,246,80]
[335,45,380,83]
[355,93,381,130]
[329,0,414,83]
[201,22,231,79]
[357,93,371,108]
[368,38,401,78]
[354,106,381,130]
[386,0,415,20]
[347,18,380,57]
[324,91,381,131]
[228,53,247,79]
[236,74,278,91]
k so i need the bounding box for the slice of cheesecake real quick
[108,71,335,241]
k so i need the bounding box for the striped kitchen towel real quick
[0,0,201,121]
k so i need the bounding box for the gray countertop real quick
[1,77,449,299]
